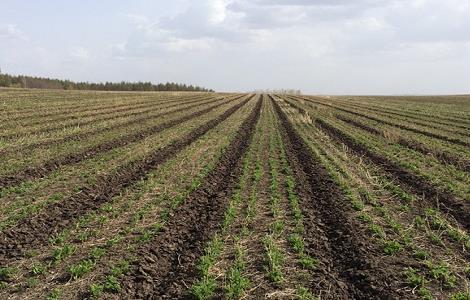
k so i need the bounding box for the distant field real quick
[0,89,468,299]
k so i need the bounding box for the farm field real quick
[0,89,468,300]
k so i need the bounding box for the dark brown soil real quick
[296,96,470,148]
[316,118,470,231]
[336,114,470,172]
[117,97,262,299]
[0,96,254,265]
[272,96,406,300]
[0,96,237,190]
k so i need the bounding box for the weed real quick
[49,193,64,202]
[447,228,465,242]
[49,230,70,245]
[160,209,170,222]
[25,249,39,258]
[223,204,237,231]
[98,215,109,226]
[465,267,470,279]
[100,203,115,213]
[105,234,123,248]
[137,229,153,243]
[198,235,223,277]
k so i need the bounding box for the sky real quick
[1,0,470,94]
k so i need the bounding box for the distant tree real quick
[0,71,213,92]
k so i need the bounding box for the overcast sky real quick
[1,0,470,94]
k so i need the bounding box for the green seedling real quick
[90,283,104,298]
[192,276,216,300]
[104,275,121,292]
[296,286,317,300]
[69,259,95,280]
[406,268,426,287]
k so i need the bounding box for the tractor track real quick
[0,95,254,265]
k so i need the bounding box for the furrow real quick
[119,96,262,299]
[315,118,470,231]
[272,96,402,299]
[0,95,254,264]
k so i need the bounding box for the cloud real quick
[0,24,26,40]
[69,47,90,60]
[2,0,470,94]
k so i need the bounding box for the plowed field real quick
[0,89,468,299]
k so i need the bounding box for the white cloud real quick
[69,47,90,60]
[0,24,26,40]
[2,0,470,94]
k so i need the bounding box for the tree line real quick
[0,72,213,92]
